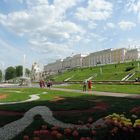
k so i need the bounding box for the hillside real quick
[50,61,140,82]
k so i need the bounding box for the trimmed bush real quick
[125,66,135,72]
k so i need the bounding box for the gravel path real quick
[51,87,140,98]
[0,94,40,105]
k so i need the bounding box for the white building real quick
[62,57,72,70]
[89,49,112,66]
[31,62,42,82]
[43,47,140,75]
[82,55,89,67]
[83,48,126,67]
[110,48,126,63]
[70,54,85,68]
[44,59,63,75]
[125,48,140,61]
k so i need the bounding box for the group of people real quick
[39,79,46,88]
[83,80,92,92]
[39,79,52,88]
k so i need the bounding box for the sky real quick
[0,0,140,69]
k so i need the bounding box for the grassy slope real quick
[53,61,140,82]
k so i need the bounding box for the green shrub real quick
[125,66,135,72]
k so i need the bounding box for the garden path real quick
[0,94,40,105]
[51,87,140,98]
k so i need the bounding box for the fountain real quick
[19,55,32,87]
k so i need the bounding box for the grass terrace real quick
[52,61,140,82]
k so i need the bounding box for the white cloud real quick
[127,0,140,21]
[127,0,140,13]
[88,22,97,29]
[76,0,113,21]
[26,0,48,6]
[54,0,80,13]
[0,0,84,61]
[106,22,115,28]
[118,21,136,30]
[86,33,108,43]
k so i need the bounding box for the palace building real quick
[43,47,140,76]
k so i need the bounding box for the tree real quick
[0,70,2,82]
[26,68,30,77]
[16,65,23,77]
[5,67,16,80]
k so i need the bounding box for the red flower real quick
[88,117,93,123]
[56,133,63,139]
[64,128,72,135]
[51,130,59,137]
[130,106,140,113]
[80,137,86,140]
[23,135,29,140]
[41,124,47,130]
[33,130,40,136]
[40,130,49,135]
[91,130,97,135]
[72,130,79,137]
[33,137,40,140]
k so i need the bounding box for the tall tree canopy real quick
[26,68,30,77]
[16,65,23,77]
[5,67,16,80]
[0,70,2,82]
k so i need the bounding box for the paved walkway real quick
[51,87,140,98]
[0,83,140,99]
[0,94,40,105]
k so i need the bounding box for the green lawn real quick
[0,88,84,103]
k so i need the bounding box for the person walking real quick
[88,80,92,91]
[39,80,43,88]
[42,79,46,88]
[83,80,87,92]
[47,80,51,89]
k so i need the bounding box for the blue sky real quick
[0,0,140,69]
